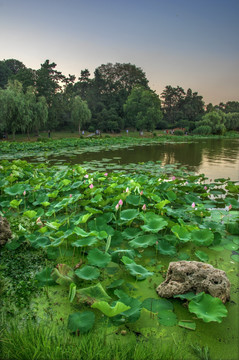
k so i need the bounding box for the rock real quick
[0,216,12,246]
[156,261,230,303]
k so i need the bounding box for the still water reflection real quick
[52,138,239,181]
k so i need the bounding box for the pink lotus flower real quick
[204,186,207,190]
[84,174,89,178]
[191,202,196,208]
[104,173,108,176]
[89,184,94,189]
[115,203,119,211]
[140,191,143,195]
[172,176,176,181]
[23,190,26,196]
[142,204,146,211]
[118,199,123,206]
[69,194,72,198]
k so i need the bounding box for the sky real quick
[0,0,239,105]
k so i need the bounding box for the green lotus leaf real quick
[76,283,111,303]
[92,301,130,317]
[120,209,139,222]
[156,239,177,256]
[195,250,209,262]
[142,298,173,312]
[23,210,37,219]
[226,222,239,235]
[231,253,239,262]
[114,290,141,322]
[126,194,142,206]
[141,215,168,233]
[129,234,158,248]
[51,264,75,286]
[174,292,197,300]
[74,213,93,225]
[71,236,98,247]
[69,283,77,303]
[121,255,136,265]
[10,199,22,208]
[30,236,51,249]
[191,229,214,246]
[45,221,62,230]
[111,250,136,263]
[125,263,154,280]
[87,248,111,268]
[166,190,177,201]
[188,292,228,323]
[35,267,56,286]
[4,183,30,196]
[75,265,100,280]
[74,227,98,237]
[155,199,171,210]
[122,227,141,239]
[158,310,177,326]
[178,321,196,330]
[106,279,125,289]
[171,225,191,242]
[68,311,95,333]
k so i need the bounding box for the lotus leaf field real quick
[0,140,239,360]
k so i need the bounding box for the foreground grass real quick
[0,321,186,360]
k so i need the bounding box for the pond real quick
[48,138,239,181]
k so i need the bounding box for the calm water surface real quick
[52,138,239,181]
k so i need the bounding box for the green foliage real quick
[124,86,163,131]
[68,311,95,333]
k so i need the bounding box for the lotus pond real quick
[0,147,239,359]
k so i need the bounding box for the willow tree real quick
[71,96,91,134]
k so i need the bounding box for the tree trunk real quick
[78,123,81,136]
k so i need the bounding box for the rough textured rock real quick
[0,216,12,246]
[157,261,230,303]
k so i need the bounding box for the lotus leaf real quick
[76,283,111,303]
[129,234,158,248]
[156,239,177,256]
[174,292,197,301]
[51,264,75,286]
[142,298,173,312]
[195,250,209,262]
[75,265,100,280]
[71,236,98,247]
[23,210,37,219]
[141,214,168,233]
[30,236,51,249]
[178,321,196,330]
[158,310,177,326]
[68,311,95,333]
[121,255,136,265]
[125,262,154,280]
[126,194,142,206]
[188,292,228,323]
[231,253,239,262]
[111,250,135,263]
[114,290,141,322]
[69,283,77,302]
[106,279,125,289]
[87,248,111,268]
[122,227,141,239]
[120,209,139,222]
[191,229,214,246]
[35,267,56,286]
[74,227,98,237]
[92,301,130,317]
[171,225,191,242]
[4,183,30,195]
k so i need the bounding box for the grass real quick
[0,320,186,360]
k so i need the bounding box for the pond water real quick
[50,138,239,181]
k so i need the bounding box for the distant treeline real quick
[0,58,238,138]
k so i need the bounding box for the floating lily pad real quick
[156,239,177,256]
[68,311,95,333]
[188,292,228,323]
[158,310,177,326]
[231,253,239,262]
[125,262,154,280]
[195,250,209,262]
[178,321,196,330]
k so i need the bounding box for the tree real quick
[71,96,91,134]
[161,85,185,126]
[225,112,239,130]
[194,110,226,135]
[0,80,30,138]
[124,87,163,131]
